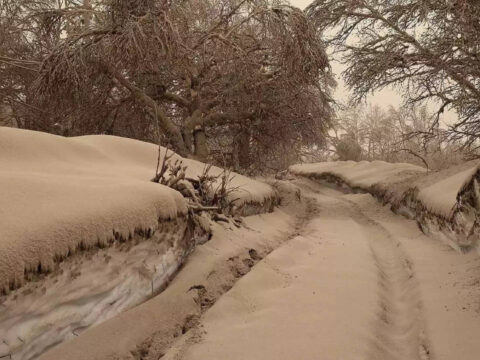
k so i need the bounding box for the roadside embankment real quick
[290,160,480,252]
[0,127,279,360]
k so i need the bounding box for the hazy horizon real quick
[289,0,456,123]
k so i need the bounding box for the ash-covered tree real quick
[7,0,335,170]
[330,103,463,169]
[0,0,61,130]
[308,0,480,151]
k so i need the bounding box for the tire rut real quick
[338,196,432,360]
[295,179,432,360]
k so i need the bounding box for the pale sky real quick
[289,0,313,9]
[288,0,456,123]
[288,0,405,109]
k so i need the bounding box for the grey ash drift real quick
[290,160,480,252]
[0,127,279,360]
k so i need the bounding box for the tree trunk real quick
[193,127,209,161]
[183,109,202,154]
[108,67,189,157]
[83,0,92,28]
[233,129,251,171]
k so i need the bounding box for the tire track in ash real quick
[339,195,432,360]
[296,179,432,360]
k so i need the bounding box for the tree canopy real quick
[0,0,334,171]
[308,0,480,150]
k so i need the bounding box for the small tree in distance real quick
[330,103,464,170]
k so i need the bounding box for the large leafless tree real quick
[1,0,334,171]
[308,0,480,150]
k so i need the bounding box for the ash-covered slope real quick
[290,160,426,191]
[0,127,277,360]
[290,160,480,251]
[0,129,187,294]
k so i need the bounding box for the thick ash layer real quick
[0,215,204,360]
[36,184,306,360]
[0,128,280,360]
[0,127,278,295]
[391,172,480,252]
[0,192,281,360]
[290,164,480,252]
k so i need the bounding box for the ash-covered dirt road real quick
[163,178,480,360]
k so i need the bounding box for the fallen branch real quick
[153,147,174,183]
[188,205,221,213]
